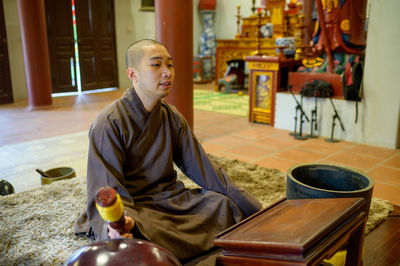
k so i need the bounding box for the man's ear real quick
[127,67,138,82]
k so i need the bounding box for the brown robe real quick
[77,88,262,260]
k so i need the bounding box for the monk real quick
[75,39,262,262]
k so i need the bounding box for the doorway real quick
[45,0,118,94]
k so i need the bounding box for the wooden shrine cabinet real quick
[246,55,301,126]
[194,55,213,84]
[214,198,367,266]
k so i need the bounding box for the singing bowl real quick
[40,167,76,185]
[64,239,181,266]
[286,164,374,215]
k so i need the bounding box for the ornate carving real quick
[248,62,279,71]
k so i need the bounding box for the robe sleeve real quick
[85,112,134,240]
[171,110,262,217]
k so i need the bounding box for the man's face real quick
[132,44,175,100]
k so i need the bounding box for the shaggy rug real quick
[0,155,394,266]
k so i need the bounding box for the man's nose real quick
[162,66,172,78]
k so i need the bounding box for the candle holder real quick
[252,11,264,56]
[235,5,241,39]
[295,2,306,60]
[251,0,256,17]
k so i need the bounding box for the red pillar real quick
[17,0,52,109]
[155,0,193,128]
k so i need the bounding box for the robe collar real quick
[123,87,162,130]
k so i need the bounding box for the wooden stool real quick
[214,198,367,266]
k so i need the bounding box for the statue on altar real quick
[297,0,367,101]
[310,0,368,54]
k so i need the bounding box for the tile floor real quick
[1,86,399,206]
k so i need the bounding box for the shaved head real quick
[126,39,165,69]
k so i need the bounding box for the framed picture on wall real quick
[140,0,154,11]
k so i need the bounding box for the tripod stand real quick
[288,86,309,140]
[325,97,345,142]
[307,94,319,138]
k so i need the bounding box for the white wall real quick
[3,0,27,101]
[275,93,365,142]
[361,0,400,148]
[194,0,263,54]
[193,0,201,55]
[214,0,261,39]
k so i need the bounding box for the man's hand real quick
[108,216,135,239]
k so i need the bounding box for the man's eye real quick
[151,64,160,67]
[168,64,174,67]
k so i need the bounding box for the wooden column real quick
[17,0,52,109]
[155,0,193,128]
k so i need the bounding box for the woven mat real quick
[193,89,248,117]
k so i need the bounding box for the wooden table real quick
[214,198,367,265]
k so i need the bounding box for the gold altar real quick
[214,0,303,85]
[215,39,276,85]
